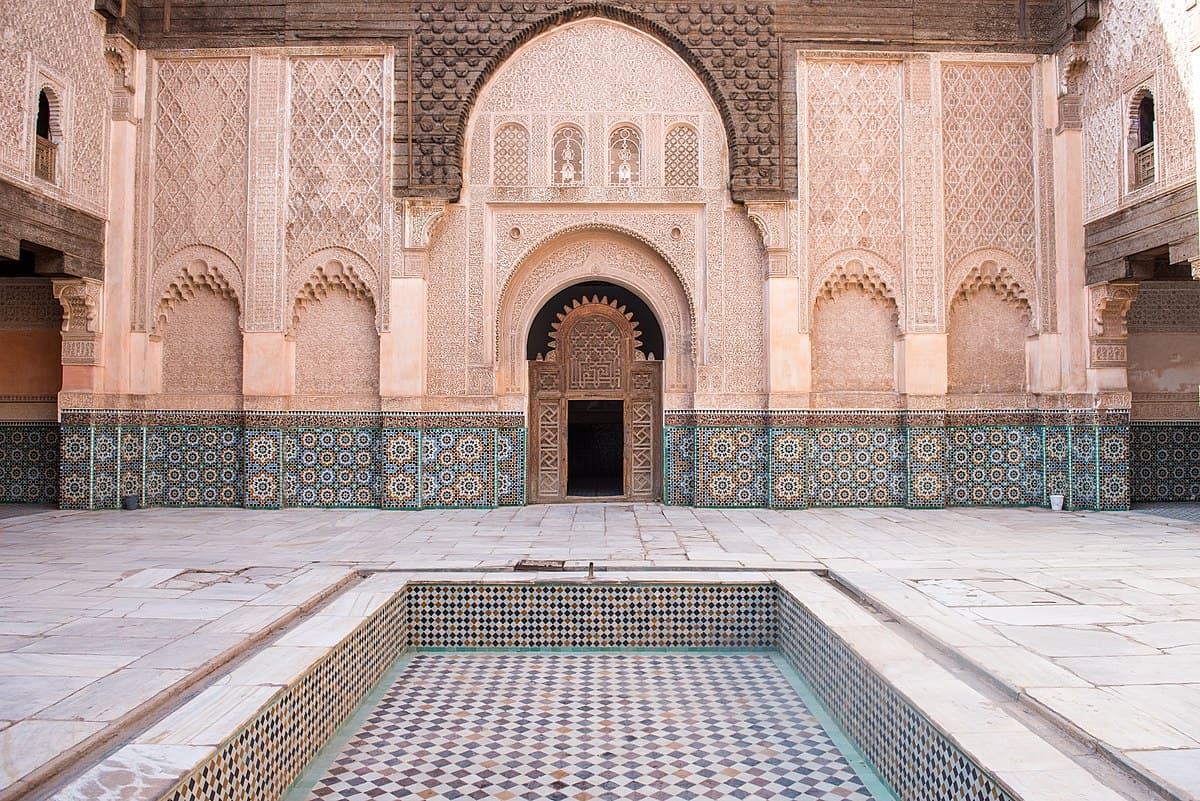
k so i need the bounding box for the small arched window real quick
[664,124,699,187]
[552,125,584,186]
[34,89,58,183]
[1137,95,1155,148]
[493,123,529,186]
[1130,90,1156,189]
[608,125,641,185]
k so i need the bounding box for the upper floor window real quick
[552,125,585,186]
[34,89,58,184]
[664,124,699,187]
[493,123,529,186]
[608,125,641,185]
[1130,90,1156,190]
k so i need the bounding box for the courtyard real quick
[0,504,1197,799]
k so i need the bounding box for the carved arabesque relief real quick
[946,250,1038,333]
[0,1,108,212]
[1079,0,1196,221]
[947,257,1034,394]
[805,59,904,277]
[289,252,377,335]
[160,286,242,395]
[1088,281,1140,367]
[151,59,250,278]
[287,56,386,327]
[941,62,1036,276]
[812,259,899,394]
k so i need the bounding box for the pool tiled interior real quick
[289,651,894,801]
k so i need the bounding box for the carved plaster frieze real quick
[52,277,103,366]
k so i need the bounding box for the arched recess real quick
[152,249,243,397]
[464,17,727,190]
[497,230,694,405]
[947,255,1034,395]
[289,249,379,399]
[452,6,739,194]
[810,253,900,395]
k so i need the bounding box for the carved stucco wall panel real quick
[804,59,903,284]
[712,209,767,401]
[151,247,243,336]
[139,57,250,331]
[294,286,379,397]
[0,0,109,214]
[948,288,1031,394]
[286,55,389,331]
[161,288,243,396]
[812,287,899,394]
[941,61,1039,332]
[1080,0,1196,222]
[138,48,394,341]
[151,58,250,273]
[426,205,470,397]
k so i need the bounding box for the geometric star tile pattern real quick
[300,652,888,801]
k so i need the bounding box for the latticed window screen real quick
[552,125,585,185]
[493,123,529,186]
[608,125,641,185]
[664,125,699,187]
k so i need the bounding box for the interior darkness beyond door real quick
[567,400,623,497]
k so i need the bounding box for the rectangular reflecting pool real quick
[286,651,897,801]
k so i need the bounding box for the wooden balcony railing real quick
[1133,142,1155,188]
[34,135,56,183]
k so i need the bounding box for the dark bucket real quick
[121,495,139,511]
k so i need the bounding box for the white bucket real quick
[1049,494,1065,511]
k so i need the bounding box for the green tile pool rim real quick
[154,581,1018,801]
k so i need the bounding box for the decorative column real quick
[101,35,139,396]
[242,54,289,406]
[748,201,807,407]
[52,278,104,393]
[383,198,443,404]
[899,55,948,404]
[1087,280,1139,394]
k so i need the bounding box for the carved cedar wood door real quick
[529,295,662,502]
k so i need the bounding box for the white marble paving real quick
[0,503,1194,799]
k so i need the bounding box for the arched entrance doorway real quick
[527,287,662,502]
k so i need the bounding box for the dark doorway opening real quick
[567,400,623,496]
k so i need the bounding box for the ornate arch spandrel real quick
[497,231,694,402]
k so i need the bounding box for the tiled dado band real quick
[0,422,60,504]
[664,410,1134,511]
[150,581,1014,801]
[1131,421,1200,502]
[56,410,527,511]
